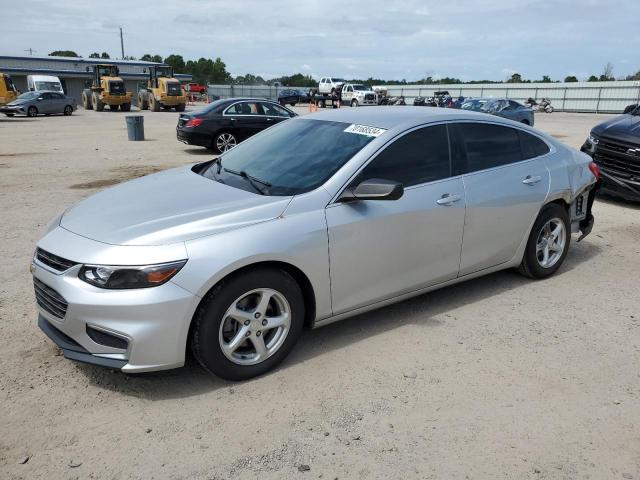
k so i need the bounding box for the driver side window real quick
[357,125,451,188]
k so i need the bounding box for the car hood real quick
[60,166,293,246]
[592,113,640,145]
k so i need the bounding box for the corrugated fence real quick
[206,81,640,113]
[382,81,640,113]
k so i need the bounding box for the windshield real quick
[17,92,39,101]
[199,119,379,195]
[332,78,346,83]
[353,85,368,91]
[481,99,503,111]
[35,81,62,92]
[109,81,126,94]
[166,82,182,95]
[461,99,487,111]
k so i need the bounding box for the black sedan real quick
[176,98,297,153]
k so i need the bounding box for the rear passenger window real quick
[454,123,522,173]
[358,125,450,187]
[519,130,550,159]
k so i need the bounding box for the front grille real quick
[35,248,78,272]
[594,138,640,179]
[34,278,68,319]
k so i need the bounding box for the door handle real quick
[436,194,461,206]
[267,117,274,121]
[522,175,542,185]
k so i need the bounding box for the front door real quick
[224,101,267,141]
[451,122,551,275]
[326,124,466,314]
[259,102,294,127]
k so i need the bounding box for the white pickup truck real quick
[340,83,378,107]
[318,77,345,95]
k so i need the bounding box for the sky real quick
[3,0,639,82]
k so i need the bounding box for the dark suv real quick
[582,105,640,201]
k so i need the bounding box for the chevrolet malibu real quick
[33,107,599,380]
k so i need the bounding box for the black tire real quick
[92,92,104,111]
[120,102,131,112]
[82,90,92,110]
[27,106,38,117]
[175,103,186,112]
[138,92,148,110]
[279,100,286,107]
[190,268,305,380]
[63,105,73,116]
[110,104,119,111]
[518,203,570,279]
[5,113,14,117]
[149,95,160,112]
[351,99,358,107]
[290,102,296,107]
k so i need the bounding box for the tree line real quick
[48,51,640,85]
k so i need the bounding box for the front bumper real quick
[0,105,25,114]
[33,228,199,372]
[581,143,640,201]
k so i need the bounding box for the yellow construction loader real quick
[82,64,132,111]
[0,73,18,106]
[137,65,186,112]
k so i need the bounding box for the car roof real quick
[302,106,506,130]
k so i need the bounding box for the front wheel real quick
[63,105,73,116]
[214,131,237,153]
[27,106,38,117]
[518,203,570,279]
[190,268,305,380]
[351,99,358,107]
[545,105,554,113]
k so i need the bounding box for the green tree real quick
[89,52,100,58]
[140,54,163,63]
[507,73,523,83]
[49,50,79,57]
[599,62,614,81]
[625,70,640,81]
[164,54,186,72]
[587,75,599,82]
[564,75,578,82]
[540,75,552,83]
[100,52,110,59]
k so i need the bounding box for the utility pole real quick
[119,27,125,59]
[24,48,37,56]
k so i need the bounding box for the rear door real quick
[38,92,55,113]
[326,124,466,313]
[223,101,267,140]
[451,122,550,275]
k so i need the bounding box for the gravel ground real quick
[0,106,639,479]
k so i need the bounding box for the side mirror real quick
[340,178,404,202]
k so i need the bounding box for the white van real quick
[27,75,64,93]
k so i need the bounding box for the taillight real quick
[185,118,203,128]
[588,162,601,180]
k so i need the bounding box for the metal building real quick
[0,55,192,106]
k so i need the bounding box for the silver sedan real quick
[32,107,599,380]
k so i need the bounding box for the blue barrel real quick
[125,115,144,141]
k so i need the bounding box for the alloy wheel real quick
[216,133,237,152]
[535,217,566,268]
[218,288,291,366]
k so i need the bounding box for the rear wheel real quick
[518,203,570,279]
[190,268,305,380]
[110,104,119,111]
[27,106,38,117]
[82,90,92,110]
[63,105,73,116]
[214,131,237,153]
[138,92,148,110]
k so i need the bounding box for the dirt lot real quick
[1,106,639,479]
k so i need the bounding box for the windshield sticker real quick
[344,124,386,137]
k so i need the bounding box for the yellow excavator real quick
[0,72,18,106]
[82,64,132,111]
[137,65,186,112]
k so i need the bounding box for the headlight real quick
[78,260,187,289]
[588,133,600,145]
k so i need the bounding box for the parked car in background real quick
[462,98,534,126]
[581,105,640,201]
[35,107,599,380]
[340,83,378,107]
[295,89,311,103]
[176,97,296,153]
[277,89,300,106]
[0,91,76,117]
[27,75,64,93]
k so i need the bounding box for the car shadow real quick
[183,148,215,156]
[76,239,602,399]
[596,194,640,210]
